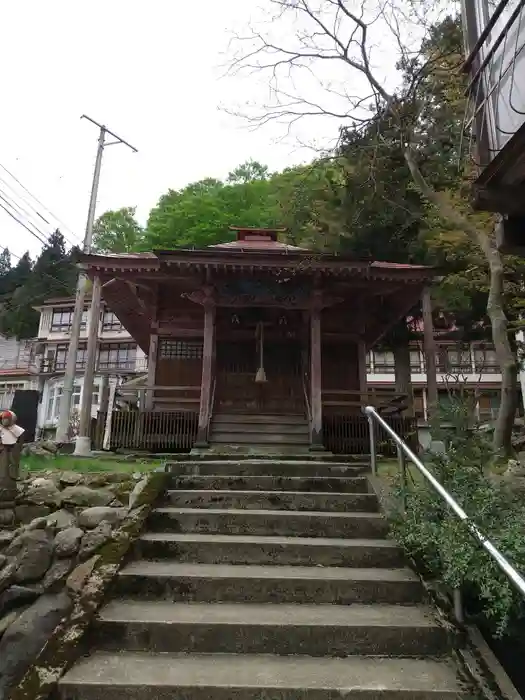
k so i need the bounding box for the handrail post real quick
[366,411,377,476]
[453,588,464,624]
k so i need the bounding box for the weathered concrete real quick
[134,532,404,568]
[149,507,388,538]
[167,460,368,478]
[59,651,467,699]
[164,489,378,512]
[96,600,450,656]
[115,561,422,604]
[169,474,370,493]
[58,456,470,700]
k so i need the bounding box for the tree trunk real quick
[394,341,413,416]
[403,147,517,456]
[486,223,518,456]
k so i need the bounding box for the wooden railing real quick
[92,410,198,452]
[117,385,201,410]
[323,414,417,455]
[322,388,415,455]
[322,388,409,414]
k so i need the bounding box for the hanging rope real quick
[255,321,267,383]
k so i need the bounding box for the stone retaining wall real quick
[0,468,167,699]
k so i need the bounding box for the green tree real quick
[145,170,281,250]
[93,207,145,253]
[231,4,518,454]
[0,231,76,338]
[227,160,269,184]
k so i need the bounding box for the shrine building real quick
[80,227,434,454]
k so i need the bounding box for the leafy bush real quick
[389,400,525,636]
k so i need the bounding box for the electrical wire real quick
[0,199,49,246]
[0,180,79,251]
[0,161,82,248]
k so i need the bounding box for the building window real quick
[72,384,81,408]
[474,347,499,373]
[52,344,87,371]
[50,308,87,333]
[45,383,97,423]
[46,385,63,422]
[372,350,395,374]
[98,343,137,370]
[410,350,421,373]
[102,311,123,332]
[442,346,472,374]
[0,383,24,409]
[159,339,203,360]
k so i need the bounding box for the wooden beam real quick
[358,340,368,402]
[145,334,158,410]
[195,299,216,446]
[310,302,323,450]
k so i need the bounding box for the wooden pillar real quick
[422,286,438,418]
[358,341,368,405]
[310,304,323,450]
[145,334,158,410]
[196,298,216,446]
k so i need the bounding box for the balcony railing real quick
[463,0,525,178]
[97,358,148,373]
[40,359,87,373]
[40,357,148,374]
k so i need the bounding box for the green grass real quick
[20,454,165,474]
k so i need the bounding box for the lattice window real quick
[159,339,203,360]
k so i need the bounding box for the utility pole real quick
[56,116,137,448]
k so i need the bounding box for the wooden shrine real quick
[81,228,434,452]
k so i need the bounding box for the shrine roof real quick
[77,228,435,279]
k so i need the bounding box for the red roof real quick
[210,227,308,252]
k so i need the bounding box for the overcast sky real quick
[0,0,324,258]
[0,0,424,260]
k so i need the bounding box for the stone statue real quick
[0,410,25,528]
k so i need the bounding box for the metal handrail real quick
[364,405,525,601]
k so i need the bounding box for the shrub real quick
[389,399,525,636]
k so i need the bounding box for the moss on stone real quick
[7,470,168,700]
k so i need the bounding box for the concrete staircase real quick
[59,457,469,699]
[208,413,310,453]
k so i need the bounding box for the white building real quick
[34,296,147,437]
[367,342,502,423]
[0,335,39,407]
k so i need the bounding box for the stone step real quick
[209,432,310,445]
[168,473,370,493]
[115,561,421,604]
[58,651,468,699]
[163,490,378,513]
[134,533,404,568]
[166,460,368,477]
[213,413,307,425]
[204,444,313,455]
[94,601,450,657]
[148,507,387,538]
[210,422,309,435]
[167,453,369,462]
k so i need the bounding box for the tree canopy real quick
[0,230,76,339]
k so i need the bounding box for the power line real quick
[0,161,82,248]
[0,177,79,250]
[0,198,49,246]
[0,186,54,243]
